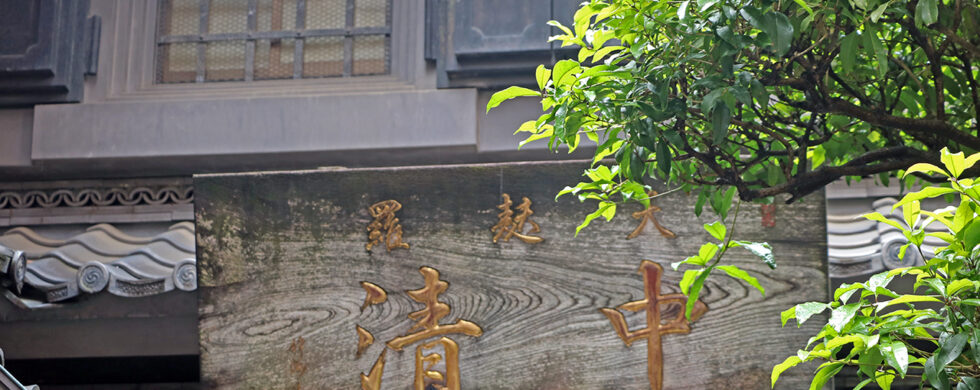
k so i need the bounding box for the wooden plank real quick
[195,161,828,389]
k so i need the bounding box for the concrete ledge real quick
[32,89,477,159]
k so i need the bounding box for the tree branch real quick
[824,99,980,150]
[738,146,934,202]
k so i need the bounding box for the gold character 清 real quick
[355,266,483,390]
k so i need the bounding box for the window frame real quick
[155,0,393,83]
[94,0,423,102]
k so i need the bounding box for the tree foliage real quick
[776,149,980,389]
[487,0,980,387]
[488,0,980,224]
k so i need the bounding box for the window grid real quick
[155,0,391,83]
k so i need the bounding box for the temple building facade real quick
[0,1,931,388]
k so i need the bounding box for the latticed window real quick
[155,0,391,83]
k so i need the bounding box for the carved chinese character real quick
[356,267,483,390]
[365,200,410,252]
[600,260,708,390]
[490,193,543,244]
[627,191,676,240]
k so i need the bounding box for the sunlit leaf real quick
[487,87,540,114]
[717,265,765,295]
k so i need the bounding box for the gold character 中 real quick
[600,260,707,390]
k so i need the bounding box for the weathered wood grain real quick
[195,161,829,389]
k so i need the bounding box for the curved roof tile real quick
[828,197,947,280]
[0,222,196,302]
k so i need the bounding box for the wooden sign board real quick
[195,161,828,389]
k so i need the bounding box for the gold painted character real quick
[356,266,483,390]
[366,199,411,252]
[600,260,708,390]
[490,193,544,244]
[627,191,676,239]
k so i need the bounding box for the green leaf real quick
[826,334,864,350]
[839,33,859,73]
[809,362,843,390]
[863,212,906,231]
[701,88,725,114]
[972,328,980,363]
[792,0,814,15]
[740,6,767,32]
[902,200,920,229]
[924,355,951,390]
[780,306,796,326]
[870,2,889,22]
[903,162,948,177]
[717,265,765,295]
[858,346,884,378]
[712,186,737,220]
[828,303,860,332]
[518,127,553,149]
[915,0,938,26]
[535,64,551,90]
[947,279,976,296]
[575,201,615,235]
[770,11,794,56]
[698,242,720,261]
[875,372,895,390]
[863,27,887,78]
[655,138,672,178]
[965,152,980,172]
[679,269,699,294]
[866,271,894,292]
[963,219,980,250]
[835,282,864,303]
[591,45,624,63]
[704,221,726,240]
[487,86,540,113]
[876,294,942,311]
[941,148,967,178]
[935,333,968,371]
[602,202,616,220]
[954,197,974,231]
[771,355,802,388]
[593,139,625,165]
[892,187,957,210]
[959,378,980,390]
[677,0,691,20]
[852,378,874,390]
[711,101,731,145]
[737,241,776,269]
[794,302,830,326]
[695,189,709,217]
[551,59,582,87]
[686,268,711,319]
[514,120,539,134]
[546,20,573,37]
[880,341,909,378]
